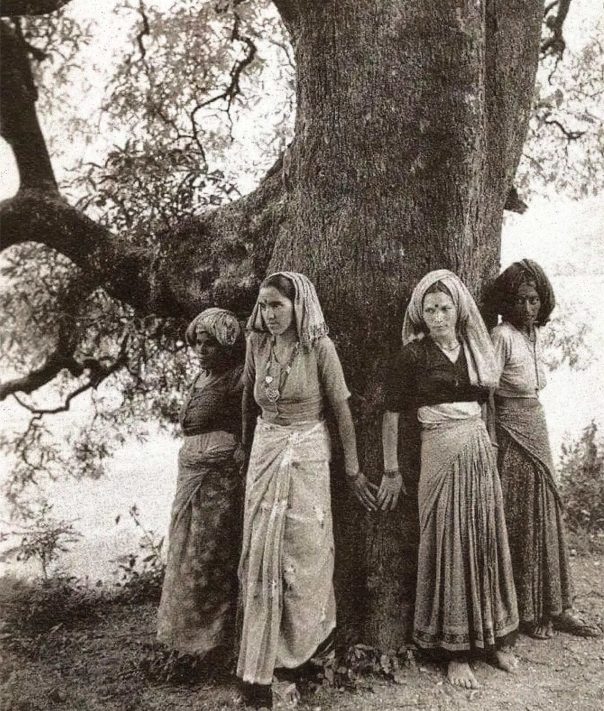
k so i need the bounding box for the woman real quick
[157,307,244,660]
[381,270,518,690]
[236,272,374,708]
[489,259,600,640]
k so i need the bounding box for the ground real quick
[0,555,602,711]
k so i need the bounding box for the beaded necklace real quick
[263,340,300,404]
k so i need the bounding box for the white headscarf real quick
[402,269,499,388]
[247,271,329,349]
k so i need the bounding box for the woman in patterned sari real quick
[157,308,244,661]
[489,259,600,640]
[236,272,374,708]
[381,270,519,689]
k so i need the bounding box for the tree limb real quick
[0,20,57,190]
[0,0,72,17]
[542,0,573,57]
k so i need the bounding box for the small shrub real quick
[0,503,82,580]
[559,421,604,535]
[112,505,165,603]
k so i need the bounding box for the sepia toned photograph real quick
[0,1,602,709]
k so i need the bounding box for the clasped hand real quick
[346,471,405,511]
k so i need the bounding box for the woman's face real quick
[193,331,224,371]
[511,282,541,330]
[422,291,457,342]
[257,286,295,337]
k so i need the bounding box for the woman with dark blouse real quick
[381,270,518,690]
[157,308,244,660]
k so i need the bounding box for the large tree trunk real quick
[269,0,542,649]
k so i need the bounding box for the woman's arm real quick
[378,410,404,510]
[331,398,377,512]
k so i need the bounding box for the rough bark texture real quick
[0,0,543,649]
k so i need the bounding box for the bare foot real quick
[533,620,553,639]
[447,660,480,689]
[492,648,518,673]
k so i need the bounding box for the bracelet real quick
[345,468,361,480]
[383,468,400,479]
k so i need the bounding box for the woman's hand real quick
[346,470,378,511]
[376,470,405,511]
[233,443,249,476]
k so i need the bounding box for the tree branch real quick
[542,0,573,57]
[0,351,80,401]
[0,0,72,16]
[0,155,286,318]
[0,20,58,190]
[542,115,586,140]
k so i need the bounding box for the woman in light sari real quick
[236,272,374,708]
[381,270,519,689]
[157,308,244,661]
[489,260,600,640]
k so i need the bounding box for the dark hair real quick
[261,274,295,302]
[423,280,453,302]
[488,260,555,326]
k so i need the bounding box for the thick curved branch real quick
[1,156,286,318]
[0,350,80,400]
[0,20,57,190]
[0,0,72,16]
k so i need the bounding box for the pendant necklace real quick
[264,340,300,404]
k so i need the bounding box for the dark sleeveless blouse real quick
[179,365,243,437]
[384,337,489,413]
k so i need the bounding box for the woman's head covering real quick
[185,307,241,348]
[488,259,555,325]
[402,269,499,387]
[247,271,328,348]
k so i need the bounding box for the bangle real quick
[384,468,400,479]
[345,468,361,480]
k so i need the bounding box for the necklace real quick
[263,341,300,404]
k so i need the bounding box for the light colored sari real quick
[237,418,335,685]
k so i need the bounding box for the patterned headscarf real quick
[489,259,555,326]
[247,271,329,349]
[185,307,241,348]
[402,269,499,388]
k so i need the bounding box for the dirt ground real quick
[1,555,602,711]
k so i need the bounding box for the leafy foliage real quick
[559,421,604,534]
[518,15,604,200]
[0,502,81,579]
[111,505,165,603]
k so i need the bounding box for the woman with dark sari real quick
[382,270,519,689]
[157,307,244,660]
[489,259,600,640]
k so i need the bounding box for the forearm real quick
[241,384,257,450]
[331,399,360,474]
[382,410,400,471]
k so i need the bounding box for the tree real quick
[0,0,578,649]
